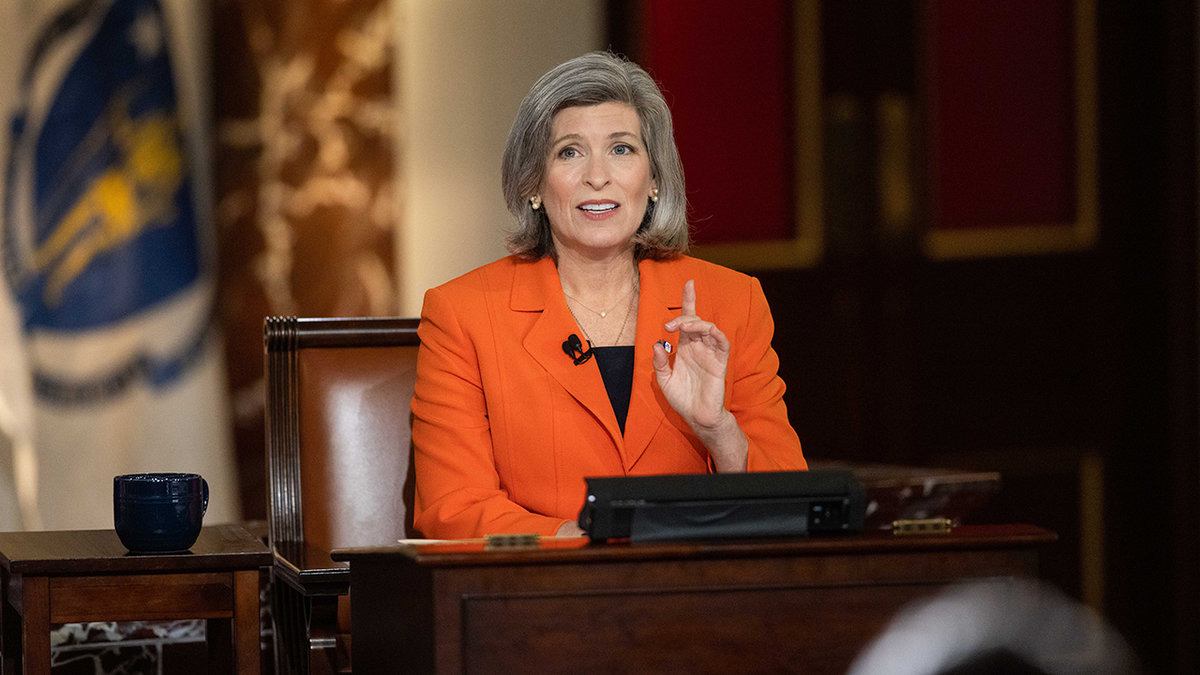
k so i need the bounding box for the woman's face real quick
[540,102,656,259]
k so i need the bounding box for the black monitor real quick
[578,469,865,542]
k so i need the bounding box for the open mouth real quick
[579,203,619,214]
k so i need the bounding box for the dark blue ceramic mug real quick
[113,473,209,552]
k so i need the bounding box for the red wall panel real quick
[642,0,795,245]
[931,0,1077,230]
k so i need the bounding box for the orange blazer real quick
[412,254,806,539]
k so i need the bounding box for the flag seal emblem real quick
[3,0,210,404]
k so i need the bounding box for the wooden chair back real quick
[263,316,419,674]
[265,316,420,551]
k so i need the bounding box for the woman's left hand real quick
[652,280,748,472]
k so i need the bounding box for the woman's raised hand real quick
[652,280,748,472]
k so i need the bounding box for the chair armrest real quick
[272,540,350,597]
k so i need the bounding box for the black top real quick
[591,346,635,434]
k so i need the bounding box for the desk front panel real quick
[351,543,1040,675]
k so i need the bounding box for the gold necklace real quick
[562,282,637,319]
[567,281,638,347]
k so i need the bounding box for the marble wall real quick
[50,621,208,675]
[206,0,603,517]
[210,0,399,517]
[45,572,273,675]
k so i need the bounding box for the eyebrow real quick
[551,131,642,147]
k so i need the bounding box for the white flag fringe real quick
[0,284,40,530]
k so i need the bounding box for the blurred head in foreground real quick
[847,580,1141,675]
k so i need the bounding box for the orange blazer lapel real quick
[513,257,625,448]
[621,258,688,471]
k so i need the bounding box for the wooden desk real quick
[335,524,1055,675]
[0,524,271,675]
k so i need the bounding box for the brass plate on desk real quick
[892,518,953,535]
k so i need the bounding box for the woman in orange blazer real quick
[411,53,806,540]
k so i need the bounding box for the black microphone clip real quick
[562,334,593,365]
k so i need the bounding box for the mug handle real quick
[201,478,209,517]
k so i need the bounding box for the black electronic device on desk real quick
[579,469,865,542]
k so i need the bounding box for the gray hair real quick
[502,51,688,260]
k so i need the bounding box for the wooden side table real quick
[0,523,271,675]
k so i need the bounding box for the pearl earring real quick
[650,188,659,203]
[530,195,542,210]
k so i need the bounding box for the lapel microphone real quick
[562,334,593,365]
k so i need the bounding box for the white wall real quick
[395,0,604,315]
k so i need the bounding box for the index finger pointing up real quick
[681,279,696,317]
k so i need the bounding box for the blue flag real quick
[0,0,237,529]
[5,0,206,396]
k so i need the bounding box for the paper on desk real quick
[398,533,566,547]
